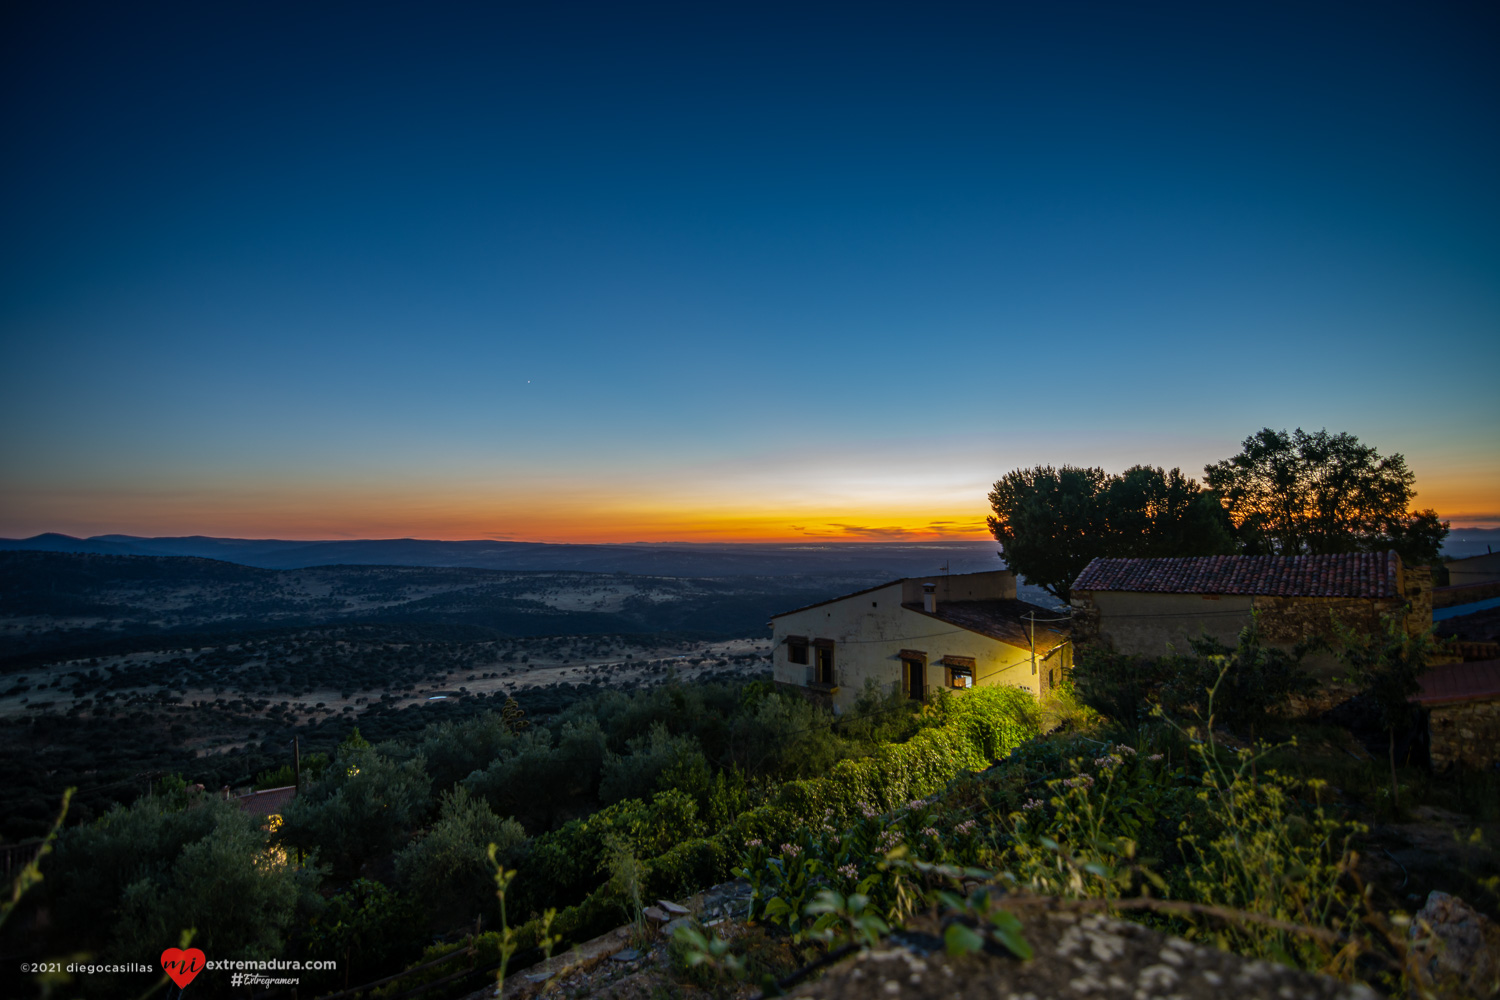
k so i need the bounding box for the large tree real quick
[987,464,1233,602]
[1203,428,1447,563]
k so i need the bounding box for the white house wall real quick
[771,582,1040,712]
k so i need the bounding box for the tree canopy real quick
[990,429,1449,600]
[1203,428,1447,564]
[986,464,1234,602]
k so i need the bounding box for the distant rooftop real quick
[1073,552,1400,599]
[904,598,1069,653]
[1415,660,1500,706]
[238,785,296,817]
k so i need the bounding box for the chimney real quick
[922,582,936,614]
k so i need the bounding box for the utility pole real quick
[1028,612,1036,675]
[293,737,303,867]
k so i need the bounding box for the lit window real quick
[943,656,975,689]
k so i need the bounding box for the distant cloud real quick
[827,524,918,540]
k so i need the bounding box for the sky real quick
[1,1,1497,542]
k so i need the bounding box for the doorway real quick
[902,658,925,701]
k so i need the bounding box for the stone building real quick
[769,570,1069,712]
[1417,659,1500,769]
[1070,552,1432,707]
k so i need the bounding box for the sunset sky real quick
[2,2,1497,542]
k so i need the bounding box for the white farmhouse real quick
[769,570,1070,711]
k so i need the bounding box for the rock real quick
[787,911,1378,1000]
[657,898,690,915]
[661,917,693,938]
[1411,890,1500,997]
[609,948,640,963]
[642,906,668,922]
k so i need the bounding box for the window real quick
[814,639,835,686]
[786,636,808,665]
[943,655,975,689]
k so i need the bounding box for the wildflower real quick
[907,798,928,809]
[1093,754,1123,769]
[744,838,763,848]
[837,864,859,880]
[922,827,940,838]
[1115,744,1137,756]
[1064,775,1095,789]
[859,802,879,819]
[779,843,801,858]
[1147,754,1164,762]
[1022,798,1045,811]
[955,819,978,834]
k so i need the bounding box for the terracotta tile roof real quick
[903,599,1069,653]
[238,785,296,817]
[1414,660,1500,706]
[1072,552,1400,598]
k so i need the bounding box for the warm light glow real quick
[3,437,1493,541]
[3,483,1493,543]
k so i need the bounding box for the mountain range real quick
[0,533,1009,579]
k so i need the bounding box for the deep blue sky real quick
[2,2,1497,540]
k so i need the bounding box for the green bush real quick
[409,712,519,789]
[278,745,432,878]
[598,723,704,804]
[304,878,424,989]
[463,718,607,831]
[511,788,707,915]
[648,836,731,898]
[395,786,527,931]
[48,790,309,977]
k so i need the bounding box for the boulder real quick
[788,911,1377,1000]
[1411,890,1500,997]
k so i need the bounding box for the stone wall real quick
[1428,697,1500,769]
[1071,569,1434,717]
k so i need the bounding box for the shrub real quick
[395,786,526,931]
[598,723,704,804]
[49,791,308,972]
[463,717,607,831]
[304,878,424,989]
[278,746,432,878]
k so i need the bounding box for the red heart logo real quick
[161,948,206,989]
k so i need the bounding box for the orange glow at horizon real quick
[4,439,1496,543]
[5,479,1497,543]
